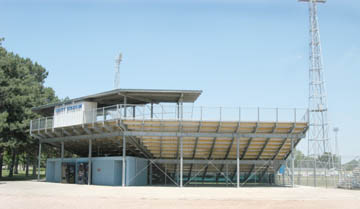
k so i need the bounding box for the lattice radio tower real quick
[299,0,333,159]
[114,53,122,89]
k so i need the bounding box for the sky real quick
[0,0,359,161]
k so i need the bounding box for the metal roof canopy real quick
[32,88,202,116]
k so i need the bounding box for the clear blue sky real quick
[1,0,359,160]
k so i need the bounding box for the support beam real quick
[37,133,47,139]
[72,127,82,135]
[291,138,295,187]
[179,96,183,187]
[82,127,92,135]
[43,132,55,138]
[37,142,42,181]
[88,139,92,185]
[32,134,43,140]
[237,136,240,188]
[61,142,64,159]
[149,163,152,185]
[45,131,305,143]
[180,136,183,187]
[122,133,126,187]
[118,93,156,104]
[62,128,71,136]
[150,159,284,165]
[60,141,64,183]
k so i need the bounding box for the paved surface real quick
[0,181,360,209]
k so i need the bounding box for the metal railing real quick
[30,103,309,132]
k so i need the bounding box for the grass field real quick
[0,168,45,181]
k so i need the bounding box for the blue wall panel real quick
[45,156,148,186]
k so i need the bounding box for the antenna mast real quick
[114,53,122,89]
[299,0,333,161]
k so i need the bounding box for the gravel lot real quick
[1,181,359,209]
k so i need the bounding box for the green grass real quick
[0,168,45,181]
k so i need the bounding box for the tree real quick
[0,38,58,178]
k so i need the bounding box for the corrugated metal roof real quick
[32,88,202,116]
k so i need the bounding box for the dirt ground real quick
[0,181,359,209]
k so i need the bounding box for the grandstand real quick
[30,88,308,187]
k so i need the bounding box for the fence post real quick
[307,160,309,186]
[298,160,302,185]
[325,162,328,188]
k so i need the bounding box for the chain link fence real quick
[275,158,360,189]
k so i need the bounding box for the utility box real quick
[53,101,97,128]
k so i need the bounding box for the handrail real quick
[30,103,309,132]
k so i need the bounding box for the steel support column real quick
[291,138,295,187]
[179,95,183,188]
[149,164,152,185]
[122,133,126,187]
[61,142,64,159]
[180,136,183,187]
[237,136,240,188]
[61,141,64,183]
[88,139,92,185]
[37,142,42,181]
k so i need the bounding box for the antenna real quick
[114,53,122,89]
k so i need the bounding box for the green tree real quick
[0,38,58,178]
